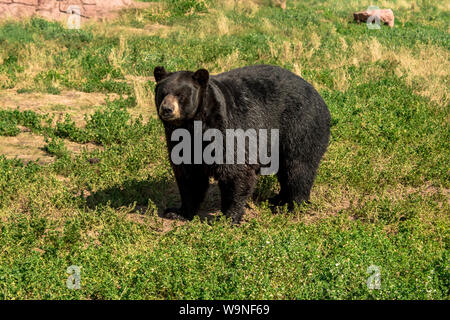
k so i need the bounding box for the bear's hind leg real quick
[275,159,317,209]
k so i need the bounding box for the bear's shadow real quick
[84,177,221,222]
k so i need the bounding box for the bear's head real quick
[154,66,209,125]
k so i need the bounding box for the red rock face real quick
[353,9,395,28]
[0,0,135,21]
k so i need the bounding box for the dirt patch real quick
[117,180,449,233]
[64,139,100,155]
[0,86,157,124]
[0,89,120,125]
[0,127,99,164]
[0,131,54,164]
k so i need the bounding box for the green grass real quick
[0,0,448,299]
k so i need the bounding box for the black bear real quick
[154,65,330,224]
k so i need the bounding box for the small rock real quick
[88,157,100,164]
[163,211,186,221]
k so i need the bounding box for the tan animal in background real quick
[275,0,287,9]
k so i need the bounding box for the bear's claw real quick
[163,208,186,220]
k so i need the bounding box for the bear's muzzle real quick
[159,94,181,121]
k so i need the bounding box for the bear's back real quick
[210,65,328,126]
[212,65,320,106]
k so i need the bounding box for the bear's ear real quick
[154,66,168,83]
[193,69,209,87]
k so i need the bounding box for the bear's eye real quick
[177,87,193,103]
[176,91,190,103]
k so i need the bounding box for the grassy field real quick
[0,0,448,299]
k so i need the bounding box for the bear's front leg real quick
[165,165,209,220]
[218,169,257,224]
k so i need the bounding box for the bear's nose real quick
[160,104,174,117]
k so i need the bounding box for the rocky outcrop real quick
[0,0,137,21]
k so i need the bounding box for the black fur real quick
[154,65,331,224]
